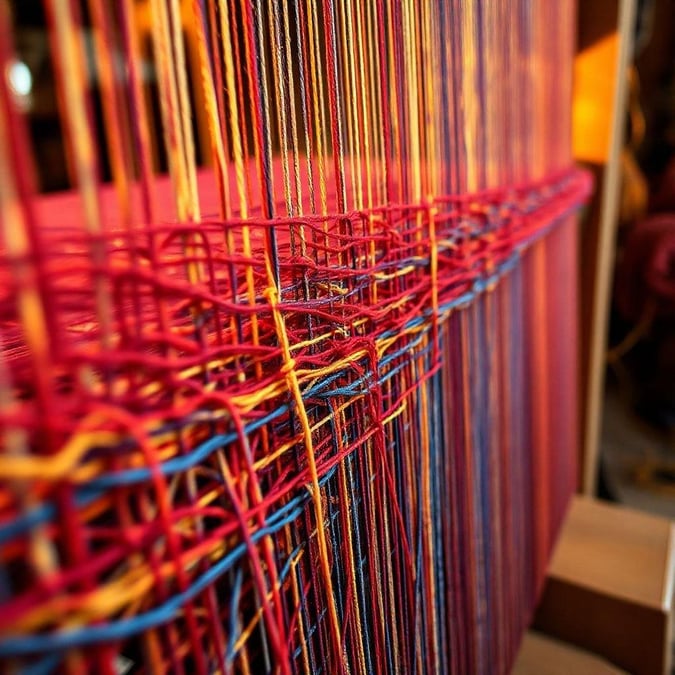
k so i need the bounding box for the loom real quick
[0,0,591,672]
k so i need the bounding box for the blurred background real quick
[574,0,675,517]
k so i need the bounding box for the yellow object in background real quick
[573,33,619,165]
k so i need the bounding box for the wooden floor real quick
[512,632,628,674]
